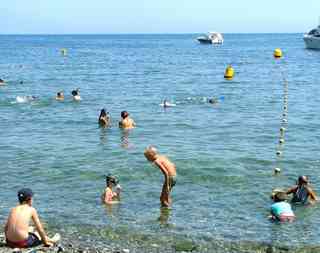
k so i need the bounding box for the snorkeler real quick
[71,89,81,101]
[101,175,121,204]
[55,91,64,101]
[98,109,111,127]
[144,146,177,207]
[286,176,318,205]
[119,111,135,129]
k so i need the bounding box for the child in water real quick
[144,146,177,207]
[98,109,111,127]
[270,191,295,222]
[102,175,121,204]
[55,91,64,101]
[119,111,136,129]
[71,89,81,101]
[5,188,60,248]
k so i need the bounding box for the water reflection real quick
[120,129,132,148]
[99,127,108,145]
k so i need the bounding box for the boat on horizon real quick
[197,32,223,44]
[303,20,320,50]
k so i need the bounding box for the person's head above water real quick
[144,146,158,162]
[17,188,33,204]
[273,191,287,202]
[100,108,108,117]
[57,91,64,97]
[106,175,118,186]
[71,89,79,96]
[298,175,309,186]
[121,111,129,119]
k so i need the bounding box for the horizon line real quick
[0,32,304,36]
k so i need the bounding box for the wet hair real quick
[99,109,107,118]
[274,192,287,202]
[57,91,63,97]
[121,111,129,119]
[71,90,79,96]
[0,79,4,83]
[106,175,118,185]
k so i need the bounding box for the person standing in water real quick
[101,175,121,204]
[119,111,135,129]
[98,109,110,127]
[4,188,60,248]
[144,146,177,207]
[286,175,318,204]
[270,191,295,222]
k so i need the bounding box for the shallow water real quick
[1,34,320,250]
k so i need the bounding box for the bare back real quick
[5,205,34,242]
[156,155,176,177]
[119,117,135,129]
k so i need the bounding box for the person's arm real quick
[155,160,170,191]
[31,208,52,246]
[4,217,9,235]
[286,186,297,195]
[307,187,318,203]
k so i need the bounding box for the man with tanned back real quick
[4,188,59,248]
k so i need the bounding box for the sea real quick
[1,34,320,252]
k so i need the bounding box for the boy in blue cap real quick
[4,188,60,248]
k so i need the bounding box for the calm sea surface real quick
[1,34,320,251]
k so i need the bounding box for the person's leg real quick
[160,180,170,207]
[26,232,42,247]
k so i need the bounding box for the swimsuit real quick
[291,186,309,204]
[6,232,42,248]
[168,175,177,191]
[271,201,295,222]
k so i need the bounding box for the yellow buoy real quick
[61,48,67,56]
[224,65,234,80]
[274,48,282,59]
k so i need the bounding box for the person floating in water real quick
[286,175,318,205]
[101,175,121,204]
[160,99,176,108]
[270,191,295,222]
[0,78,5,85]
[98,109,111,127]
[144,146,177,207]
[55,91,64,101]
[4,188,60,248]
[71,89,81,101]
[119,111,135,129]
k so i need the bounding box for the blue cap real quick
[17,188,33,202]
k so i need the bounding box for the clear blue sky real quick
[1,0,319,34]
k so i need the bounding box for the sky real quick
[1,0,319,34]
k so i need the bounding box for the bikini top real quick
[292,185,309,204]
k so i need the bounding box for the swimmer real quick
[0,78,5,85]
[5,188,60,248]
[119,111,136,129]
[160,99,176,108]
[208,98,218,104]
[273,168,281,175]
[55,91,64,101]
[144,146,177,207]
[101,175,121,204]
[71,89,81,101]
[16,96,37,103]
[270,191,295,222]
[98,109,110,127]
[286,176,318,205]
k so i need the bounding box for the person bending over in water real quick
[286,175,317,205]
[55,91,64,101]
[119,111,135,129]
[102,175,121,204]
[270,191,295,222]
[4,188,60,248]
[98,109,111,127]
[71,89,81,101]
[144,146,177,207]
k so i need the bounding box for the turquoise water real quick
[1,34,320,250]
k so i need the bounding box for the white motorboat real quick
[197,32,223,44]
[304,23,320,49]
